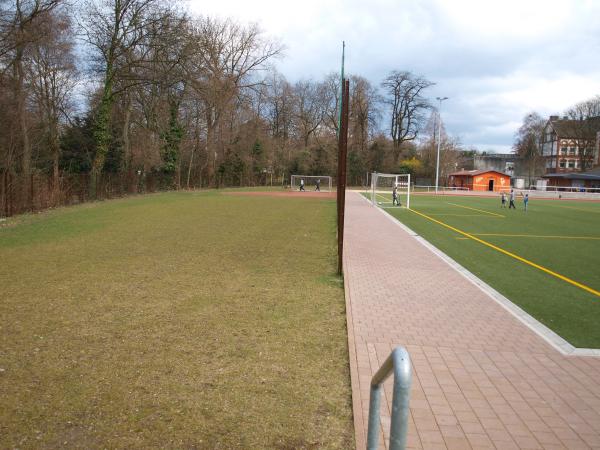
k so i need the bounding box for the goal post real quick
[371,173,411,209]
[290,175,333,192]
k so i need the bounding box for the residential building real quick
[540,116,600,173]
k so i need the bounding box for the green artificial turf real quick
[381,194,600,348]
[0,191,354,449]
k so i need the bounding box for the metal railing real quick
[367,347,412,450]
[413,185,469,193]
[528,185,600,194]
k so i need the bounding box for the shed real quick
[448,170,511,192]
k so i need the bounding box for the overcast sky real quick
[189,0,600,153]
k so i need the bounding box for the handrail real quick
[366,347,412,450]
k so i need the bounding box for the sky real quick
[189,0,600,153]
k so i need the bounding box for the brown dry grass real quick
[0,190,354,449]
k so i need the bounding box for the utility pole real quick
[435,97,448,193]
[337,78,350,276]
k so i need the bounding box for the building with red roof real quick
[448,170,511,192]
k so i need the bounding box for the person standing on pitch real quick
[501,192,507,208]
[392,185,401,206]
[315,179,320,191]
[523,193,529,212]
[509,189,516,209]
[299,179,305,191]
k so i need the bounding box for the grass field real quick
[0,190,354,449]
[372,192,600,348]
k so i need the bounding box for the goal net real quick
[290,175,333,192]
[370,173,411,208]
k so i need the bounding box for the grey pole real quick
[435,97,448,193]
[366,347,412,450]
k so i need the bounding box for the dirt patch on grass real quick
[224,191,336,199]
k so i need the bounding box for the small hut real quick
[448,170,511,192]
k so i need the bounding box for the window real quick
[568,160,575,168]
[559,160,566,168]
[569,147,576,154]
[560,147,568,155]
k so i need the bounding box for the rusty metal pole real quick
[337,79,350,276]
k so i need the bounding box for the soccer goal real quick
[290,175,333,192]
[371,173,411,208]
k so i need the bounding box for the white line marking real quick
[357,193,600,356]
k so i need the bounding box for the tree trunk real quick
[122,97,132,172]
[15,51,32,207]
[392,142,402,165]
[90,79,114,198]
[205,112,215,187]
[186,146,194,189]
[121,97,137,193]
[176,158,181,189]
[50,119,60,205]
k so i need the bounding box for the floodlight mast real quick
[435,97,448,193]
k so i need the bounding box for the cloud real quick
[188,0,600,152]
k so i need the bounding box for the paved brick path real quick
[343,192,600,449]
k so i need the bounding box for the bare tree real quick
[0,0,62,62]
[568,95,600,119]
[418,110,450,180]
[184,17,282,186]
[262,70,294,178]
[143,11,190,187]
[349,75,378,153]
[292,79,328,148]
[565,96,600,171]
[514,112,544,183]
[0,3,466,211]
[0,0,62,202]
[81,0,174,196]
[28,8,77,201]
[321,72,341,135]
[265,70,293,141]
[381,70,433,163]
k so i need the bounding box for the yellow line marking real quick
[472,233,600,240]
[409,208,600,298]
[556,204,600,214]
[376,192,405,207]
[430,214,490,217]
[446,202,505,218]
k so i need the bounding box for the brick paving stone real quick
[343,192,600,449]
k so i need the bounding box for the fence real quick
[413,185,469,193]
[530,185,600,194]
[522,187,600,200]
[413,184,600,200]
[0,171,170,218]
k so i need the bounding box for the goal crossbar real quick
[291,175,333,192]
